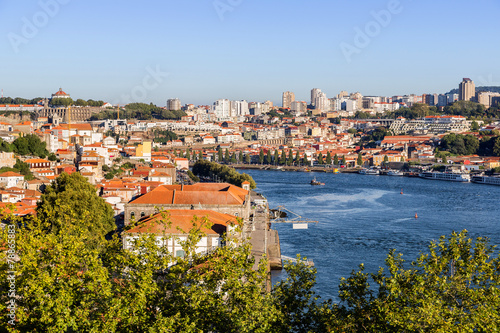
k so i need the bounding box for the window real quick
[130,212,135,219]
[140,212,145,218]
[176,250,185,258]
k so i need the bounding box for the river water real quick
[243,169,500,302]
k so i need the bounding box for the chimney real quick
[172,189,176,204]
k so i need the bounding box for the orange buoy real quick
[400,189,403,195]
[415,213,418,219]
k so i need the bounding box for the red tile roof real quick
[124,209,238,235]
[129,183,248,206]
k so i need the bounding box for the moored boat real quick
[387,170,404,176]
[418,171,470,182]
[359,168,380,175]
[471,175,500,186]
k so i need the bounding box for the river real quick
[242,169,500,302]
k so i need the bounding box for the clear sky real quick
[1,0,499,106]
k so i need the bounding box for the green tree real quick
[280,150,286,165]
[259,149,264,165]
[326,151,332,165]
[239,151,243,163]
[341,155,346,166]
[224,149,230,163]
[51,97,74,107]
[274,150,279,166]
[199,151,203,161]
[288,149,293,166]
[0,208,279,332]
[333,153,338,166]
[357,152,363,166]
[36,172,115,247]
[13,159,34,180]
[185,149,191,161]
[318,152,323,165]
[303,154,309,166]
[218,148,223,162]
[230,152,237,164]
[266,150,272,165]
[295,151,300,166]
[335,231,500,331]
[383,155,389,164]
[245,153,251,164]
[47,153,57,161]
[471,120,480,131]
[12,134,48,157]
[493,137,500,156]
[74,98,88,106]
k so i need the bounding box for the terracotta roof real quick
[0,172,23,177]
[129,183,248,206]
[124,209,237,235]
[25,158,50,164]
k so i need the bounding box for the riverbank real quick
[231,163,360,173]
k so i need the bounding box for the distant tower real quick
[282,91,295,109]
[167,98,182,111]
[459,78,475,102]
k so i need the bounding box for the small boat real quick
[310,178,325,186]
[359,168,380,175]
[387,170,404,176]
[415,213,418,219]
[333,168,340,174]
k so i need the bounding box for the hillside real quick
[446,86,500,95]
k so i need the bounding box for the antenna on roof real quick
[198,202,202,209]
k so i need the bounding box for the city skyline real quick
[1,0,499,106]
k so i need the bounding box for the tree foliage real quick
[334,230,500,332]
[36,172,115,247]
[192,160,257,189]
[11,134,49,158]
[90,103,186,120]
[440,133,480,155]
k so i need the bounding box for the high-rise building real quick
[437,94,448,107]
[311,88,322,107]
[282,91,295,109]
[477,92,500,109]
[231,100,249,117]
[212,99,231,120]
[291,101,307,115]
[459,78,475,102]
[167,98,182,111]
[314,92,330,112]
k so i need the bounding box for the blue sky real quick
[1,0,499,106]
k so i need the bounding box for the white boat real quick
[419,171,470,182]
[387,170,404,176]
[471,175,500,186]
[359,168,380,175]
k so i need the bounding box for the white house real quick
[122,210,238,259]
[0,172,24,189]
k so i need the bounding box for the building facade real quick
[459,78,475,102]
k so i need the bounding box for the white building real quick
[0,172,24,189]
[212,99,231,120]
[231,100,249,117]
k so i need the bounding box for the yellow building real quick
[135,141,152,162]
